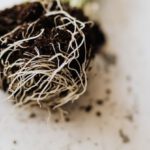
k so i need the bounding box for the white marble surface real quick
[0,0,150,150]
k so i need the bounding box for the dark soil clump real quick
[119,129,130,143]
[84,105,93,112]
[29,113,36,118]
[96,111,102,117]
[0,2,45,36]
[96,99,104,105]
[0,1,105,107]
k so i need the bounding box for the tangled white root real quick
[0,0,91,109]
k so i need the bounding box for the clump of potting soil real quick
[0,1,45,36]
[0,0,105,109]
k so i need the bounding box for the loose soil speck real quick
[126,75,131,81]
[94,142,99,146]
[106,88,111,95]
[55,119,59,123]
[65,117,70,122]
[88,66,92,71]
[13,140,17,145]
[29,113,36,118]
[119,129,130,144]
[96,111,102,117]
[96,99,104,106]
[102,52,117,66]
[78,140,82,144]
[127,86,132,93]
[84,105,93,113]
[87,137,91,141]
[126,114,134,122]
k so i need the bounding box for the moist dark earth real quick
[0,2,45,36]
[0,1,105,103]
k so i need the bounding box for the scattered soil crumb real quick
[88,66,92,71]
[87,137,91,141]
[126,75,131,81]
[96,99,104,105]
[94,142,99,146]
[55,119,59,123]
[13,140,17,145]
[102,52,117,66]
[119,129,130,143]
[79,105,84,110]
[65,117,70,122]
[127,86,132,93]
[29,113,36,118]
[96,111,102,117]
[84,105,93,113]
[106,88,112,95]
[78,140,82,144]
[126,114,134,122]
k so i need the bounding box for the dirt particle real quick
[96,111,102,117]
[94,142,99,146]
[78,140,82,144]
[102,52,117,66]
[29,113,36,118]
[55,119,59,123]
[106,88,111,95]
[87,137,91,141]
[96,99,104,105]
[84,105,93,113]
[79,105,85,110]
[126,75,131,81]
[119,129,130,143]
[127,86,132,93]
[126,114,134,122]
[65,117,70,122]
[88,66,92,71]
[13,140,17,145]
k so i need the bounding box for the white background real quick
[0,0,150,150]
